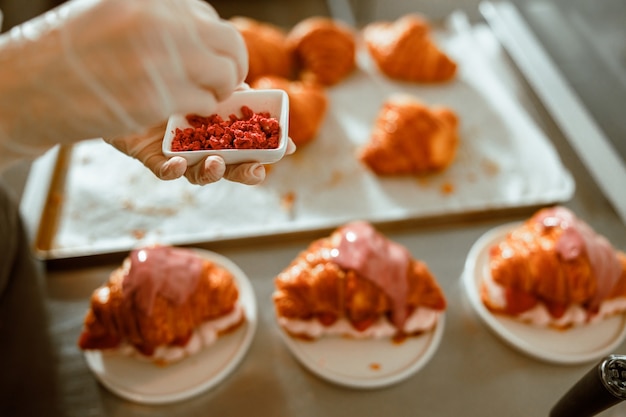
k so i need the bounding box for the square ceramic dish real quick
[162,89,289,165]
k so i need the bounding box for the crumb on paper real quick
[281,191,296,216]
[120,199,178,217]
[415,176,430,187]
[181,190,197,206]
[481,157,500,176]
[131,229,146,240]
[79,155,93,165]
[142,207,178,217]
[327,170,344,187]
[440,181,454,195]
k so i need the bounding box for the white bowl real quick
[162,89,289,165]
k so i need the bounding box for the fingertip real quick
[158,156,187,180]
[224,162,266,185]
[249,163,266,184]
[286,137,297,156]
[188,155,226,185]
[205,155,226,179]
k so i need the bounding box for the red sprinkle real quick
[171,106,281,151]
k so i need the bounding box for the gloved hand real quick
[106,80,296,185]
[0,0,261,184]
[108,123,296,185]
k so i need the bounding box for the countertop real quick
[1,1,626,416]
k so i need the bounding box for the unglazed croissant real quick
[359,94,459,175]
[287,16,356,86]
[363,14,457,83]
[230,16,295,83]
[273,221,446,340]
[251,75,328,147]
[482,206,626,327]
[78,246,244,363]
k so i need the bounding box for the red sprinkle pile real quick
[171,106,281,151]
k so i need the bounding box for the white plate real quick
[462,223,626,365]
[277,316,445,389]
[83,249,257,404]
[162,89,290,165]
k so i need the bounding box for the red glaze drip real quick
[122,246,204,315]
[331,221,410,327]
[536,207,621,308]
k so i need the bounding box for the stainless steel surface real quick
[2,1,626,416]
[480,0,626,227]
[508,0,626,162]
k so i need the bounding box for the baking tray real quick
[20,13,575,263]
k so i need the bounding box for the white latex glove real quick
[0,0,255,183]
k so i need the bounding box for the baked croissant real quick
[251,75,328,147]
[273,221,446,340]
[482,206,626,327]
[78,246,244,364]
[287,16,356,86]
[359,94,459,175]
[363,14,457,83]
[230,16,295,83]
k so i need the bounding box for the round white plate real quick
[83,249,257,404]
[462,223,626,365]
[277,316,445,389]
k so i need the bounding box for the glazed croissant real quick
[359,94,459,175]
[230,16,295,83]
[483,206,626,325]
[78,246,242,360]
[251,75,328,147]
[363,14,457,83]
[287,16,356,86]
[273,222,446,339]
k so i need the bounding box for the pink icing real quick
[122,246,204,315]
[330,222,410,327]
[536,207,622,308]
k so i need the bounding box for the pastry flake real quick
[287,16,356,86]
[251,75,328,147]
[273,221,446,340]
[78,246,244,364]
[482,206,626,328]
[358,94,459,175]
[363,14,457,83]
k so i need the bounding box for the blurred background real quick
[0,0,485,31]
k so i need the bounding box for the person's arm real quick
[0,0,279,185]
